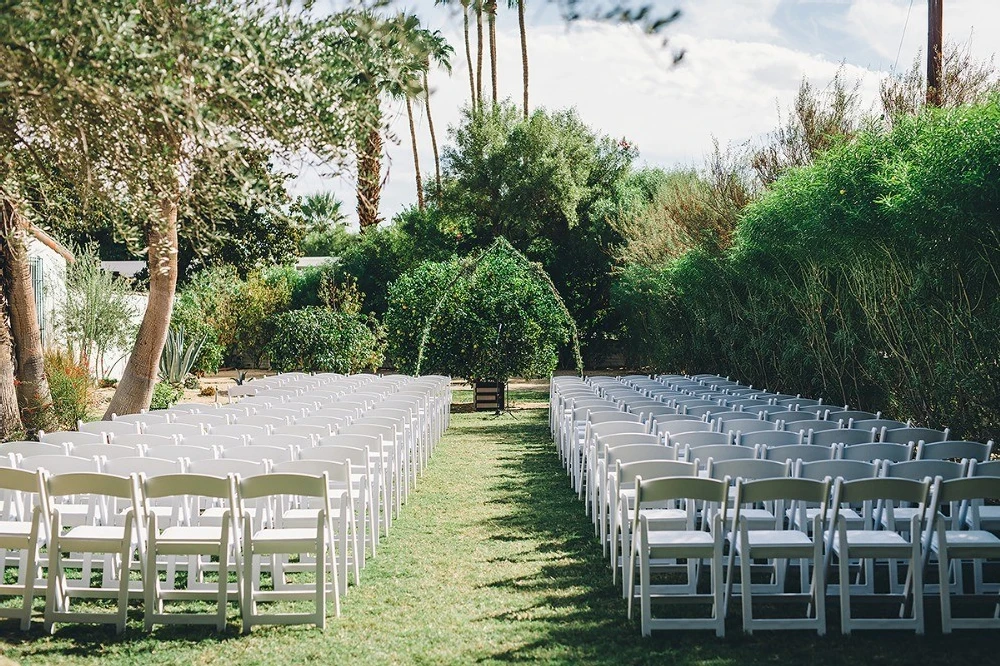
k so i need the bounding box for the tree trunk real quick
[0,200,51,430]
[357,122,383,233]
[476,1,484,109]
[487,0,498,103]
[424,67,443,205]
[406,96,424,212]
[519,0,529,118]
[104,195,179,418]
[463,1,476,108]
[0,270,24,439]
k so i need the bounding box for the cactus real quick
[159,325,207,386]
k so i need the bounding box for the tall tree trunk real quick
[406,96,425,212]
[424,67,443,205]
[463,1,476,108]
[104,195,179,418]
[0,200,51,430]
[0,271,24,439]
[476,1,484,108]
[519,0,529,118]
[356,117,383,233]
[486,0,498,102]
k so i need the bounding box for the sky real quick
[291,0,1000,226]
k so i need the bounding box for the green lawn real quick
[1,406,996,664]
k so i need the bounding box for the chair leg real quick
[938,544,952,634]
[839,550,851,635]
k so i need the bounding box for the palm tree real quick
[475,0,484,107]
[434,0,475,108]
[514,0,528,117]
[484,0,498,102]
[418,32,454,205]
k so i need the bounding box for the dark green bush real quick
[265,307,384,373]
[150,381,185,410]
[385,239,576,383]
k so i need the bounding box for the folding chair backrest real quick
[607,443,677,466]
[238,415,289,429]
[172,413,230,428]
[840,442,913,463]
[316,434,380,451]
[778,398,822,410]
[222,444,294,464]
[144,473,232,502]
[113,412,169,426]
[882,459,967,482]
[47,472,133,502]
[272,459,350,485]
[736,430,802,448]
[735,476,830,506]
[277,424,336,439]
[916,440,992,463]
[809,428,875,447]
[935,476,1000,507]
[784,419,841,434]
[770,411,822,424]
[668,431,731,449]
[39,431,104,447]
[618,459,696,485]
[852,419,907,435]
[79,420,139,437]
[0,441,65,457]
[684,405,733,419]
[145,422,204,438]
[717,418,772,436]
[708,458,789,482]
[289,417,338,434]
[636,476,729,505]
[238,472,327,501]
[18,455,98,475]
[110,433,174,449]
[692,444,756,469]
[72,443,142,460]
[145,444,216,463]
[797,459,879,482]
[187,458,266,478]
[104,456,182,478]
[249,434,314,451]
[835,477,930,507]
[596,433,661,450]
[826,410,879,423]
[182,434,245,450]
[970,460,1000,478]
[211,424,269,439]
[762,444,836,464]
[882,426,950,446]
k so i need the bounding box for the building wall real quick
[25,236,67,348]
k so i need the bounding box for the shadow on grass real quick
[474,411,996,665]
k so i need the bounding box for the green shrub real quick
[265,307,384,373]
[385,239,577,383]
[150,381,185,410]
[45,349,95,429]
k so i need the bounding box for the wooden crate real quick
[474,379,506,412]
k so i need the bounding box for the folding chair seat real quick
[883,427,951,446]
[829,477,931,634]
[39,431,104,447]
[931,477,1000,631]
[613,459,696,593]
[0,468,46,630]
[145,422,204,438]
[271,459,359,595]
[140,473,236,631]
[809,428,875,448]
[728,477,831,635]
[916,440,992,463]
[43,472,138,635]
[236,473,338,633]
[628,476,729,637]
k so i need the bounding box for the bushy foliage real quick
[385,240,576,383]
[615,101,1000,442]
[45,350,94,429]
[265,307,384,373]
[150,381,185,410]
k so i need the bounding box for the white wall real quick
[25,236,67,348]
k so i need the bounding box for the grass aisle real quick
[2,406,996,664]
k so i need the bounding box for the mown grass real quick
[1,406,996,664]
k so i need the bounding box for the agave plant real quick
[159,325,208,386]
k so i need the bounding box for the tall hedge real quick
[614,100,1000,441]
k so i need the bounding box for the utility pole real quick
[926,0,944,106]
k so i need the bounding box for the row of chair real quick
[0,372,451,633]
[551,373,998,636]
